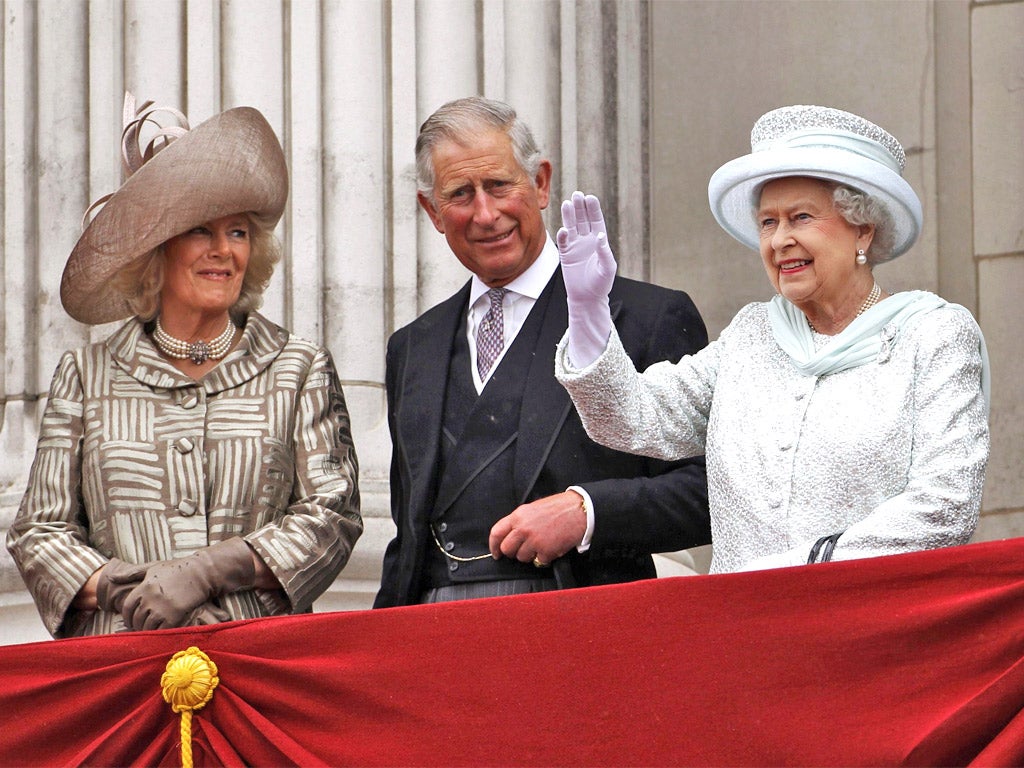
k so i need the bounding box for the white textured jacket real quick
[556,299,988,573]
[7,312,361,636]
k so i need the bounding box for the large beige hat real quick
[61,94,289,324]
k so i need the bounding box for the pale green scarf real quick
[768,290,991,413]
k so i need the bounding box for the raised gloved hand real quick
[121,537,256,631]
[95,558,150,614]
[556,191,617,368]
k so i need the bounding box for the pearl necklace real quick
[808,283,882,333]
[153,317,236,364]
[857,282,882,315]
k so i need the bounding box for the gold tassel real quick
[161,647,219,768]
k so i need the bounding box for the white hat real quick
[61,93,289,325]
[707,105,922,260]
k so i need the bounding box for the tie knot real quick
[487,287,507,309]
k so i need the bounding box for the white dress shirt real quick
[467,237,560,392]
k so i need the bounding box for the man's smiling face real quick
[417,128,552,288]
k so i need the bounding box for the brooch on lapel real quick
[877,323,898,364]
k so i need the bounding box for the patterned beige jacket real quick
[7,312,362,637]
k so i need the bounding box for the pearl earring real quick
[856,249,867,265]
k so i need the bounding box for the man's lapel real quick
[513,270,574,502]
[395,284,470,523]
[514,270,625,503]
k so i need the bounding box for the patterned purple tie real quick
[476,287,507,379]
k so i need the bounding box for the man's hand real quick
[488,490,588,566]
[557,191,616,368]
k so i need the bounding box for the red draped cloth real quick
[2,537,1024,767]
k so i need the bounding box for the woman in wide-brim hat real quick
[7,94,362,637]
[552,104,989,573]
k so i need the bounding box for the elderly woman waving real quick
[7,95,361,636]
[555,105,989,573]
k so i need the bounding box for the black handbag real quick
[807,532,843,564]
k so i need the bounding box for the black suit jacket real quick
[374,267,710,607]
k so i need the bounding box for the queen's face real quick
[160,214,251,322]
[757,177,871,309]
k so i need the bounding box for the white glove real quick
[557,191,616,368]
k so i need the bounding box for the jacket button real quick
[437,522,448,533]
[181,395,199,409]
[177,498,198,517]
[175,437,195,453]
[449,562,459,572]
[444,542,454,552]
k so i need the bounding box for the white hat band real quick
[754,128,904,175]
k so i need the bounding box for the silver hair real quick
[113,214,281,322]
[832,185,897,265]
[415,96,543,201]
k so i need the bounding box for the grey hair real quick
[113,214,281,322]
[415,96,543,201]
[832,185,897,265]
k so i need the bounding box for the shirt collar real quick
[469,234,558,307]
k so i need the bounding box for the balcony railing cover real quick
[2,537,1023,766]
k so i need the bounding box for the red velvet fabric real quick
[2,537,1024,767]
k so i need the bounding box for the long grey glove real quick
[556,191,617,368]
[121,537,256,631]
[95,559,149,614]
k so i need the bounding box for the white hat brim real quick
[61,106,289,325]
[708,146,922,259]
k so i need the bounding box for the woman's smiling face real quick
[160,214,251,321]
[757,176,871,309]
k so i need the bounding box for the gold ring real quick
[533,556,549,568]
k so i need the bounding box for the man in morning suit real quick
[374,96,710,606]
